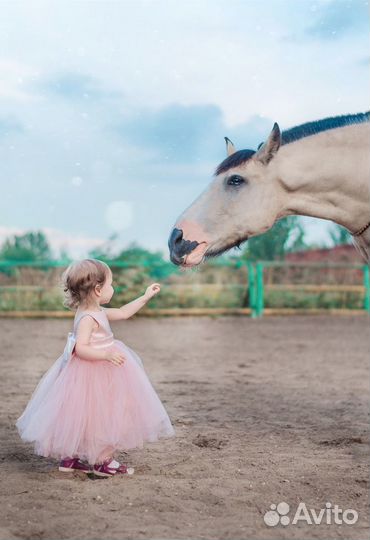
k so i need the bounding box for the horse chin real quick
[181,236,249,267]
[204,236,249,259]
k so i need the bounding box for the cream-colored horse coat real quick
[168,114,370,266]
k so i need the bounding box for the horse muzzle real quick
[167,228,199,265]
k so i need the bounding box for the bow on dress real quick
[60,332,76,371]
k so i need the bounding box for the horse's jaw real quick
[352,228,370,264]
[181,236,250,267]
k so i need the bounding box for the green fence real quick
[250,261,369,317]
[0,259,369,317]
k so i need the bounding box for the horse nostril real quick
[168,228,186,265]
[174,228,183,245]
[168,228,184,249]
[168,227,201,266]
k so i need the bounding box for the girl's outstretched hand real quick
[144,283,161,300]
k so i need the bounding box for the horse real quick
[168,112,370,266]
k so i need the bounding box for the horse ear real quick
[224,136,236,156]
[254,123,281,165]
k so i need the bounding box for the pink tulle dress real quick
[16,308,175,465]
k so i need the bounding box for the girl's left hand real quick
[145,283,161,300]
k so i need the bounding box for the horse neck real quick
[275,122,370,233]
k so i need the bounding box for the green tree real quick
[88,233,120,261]
[58,246,72,263]
[328,223,352,246]
[89,240,177,280]
[241,216,308,261]
[115,242,177,280]
[0,230,52,261]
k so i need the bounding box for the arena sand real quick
[0,315,369,539]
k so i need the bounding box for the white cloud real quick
[0,59,40,102]
[0,0,367,257]
[0,225,106,259]
[0,225,25,240]
[42,227,107,258]
[0,2,368,126]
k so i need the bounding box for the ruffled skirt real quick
[16,339,175,464]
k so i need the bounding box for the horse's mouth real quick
[181,242,208,267]
[182,236,249,267]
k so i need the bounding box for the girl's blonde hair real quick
[61,258,111,310]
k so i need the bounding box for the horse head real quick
[168,123,286,267]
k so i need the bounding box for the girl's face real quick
[97,270,114,305]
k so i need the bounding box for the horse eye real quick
[227,174,245,186]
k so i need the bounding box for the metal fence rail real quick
[251,261,369,317]
[0,259,368,318]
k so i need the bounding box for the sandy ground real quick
[0,315,369,540]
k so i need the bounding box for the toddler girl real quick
[16,258,175,477]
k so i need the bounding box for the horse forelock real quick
[215,149,256,176]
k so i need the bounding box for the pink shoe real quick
[93,458,135,477]
[59,457,91,473]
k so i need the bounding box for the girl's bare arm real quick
[104,283,161,321]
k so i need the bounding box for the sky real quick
[0,0,369,260]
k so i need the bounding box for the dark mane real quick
[281,111,370,145]
[215,111,370,176]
